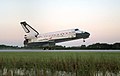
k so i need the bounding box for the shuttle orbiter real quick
[20,22,90,47]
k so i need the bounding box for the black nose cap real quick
[84,32,90,37]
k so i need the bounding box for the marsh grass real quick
[0,52,120,76]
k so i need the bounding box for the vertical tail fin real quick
[20,21,39,37]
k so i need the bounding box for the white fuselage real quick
[27,29,78,43]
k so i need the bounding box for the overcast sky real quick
[0,0,120,46]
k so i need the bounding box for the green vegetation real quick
[0,52,120,75]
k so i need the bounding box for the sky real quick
[0,0,120,46]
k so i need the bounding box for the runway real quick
[0,50,120,52]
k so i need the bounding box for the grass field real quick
[0,52,120,76]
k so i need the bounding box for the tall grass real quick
[0,52,120,76]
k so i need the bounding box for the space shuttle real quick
[20,21,90,47]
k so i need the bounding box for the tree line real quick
[0,43,120,50]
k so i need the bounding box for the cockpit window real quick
[75,29,79,31]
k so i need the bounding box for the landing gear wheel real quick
[83,39,85,42]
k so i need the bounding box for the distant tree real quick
[80,45,86,49]
[87,43,112,49]
[112,43,120,49]
[87,43,101,49]
[0,44,19,49]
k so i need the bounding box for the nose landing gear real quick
[83,39,85,42]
